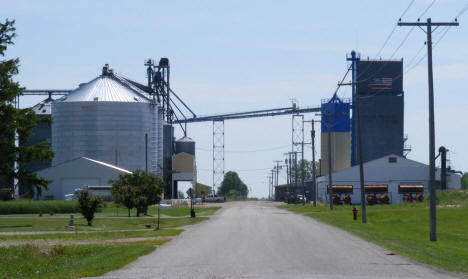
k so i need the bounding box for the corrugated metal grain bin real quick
[51,67,162,176]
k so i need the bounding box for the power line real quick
[196,144,290,153]
[374,0,416,60]
[198,167,273,172]
[356,0,437,83]
[356,0,416,79]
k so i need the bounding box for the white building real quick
[316,154,462,204]
[37,157,131,200]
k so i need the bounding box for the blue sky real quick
[3,0,468,197]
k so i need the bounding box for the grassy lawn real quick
[0,239,169,279]
[97,203,220,217]
[0,229,182,242]
[280,190,468,275]
[0,205,217,278]
[159,206,221,217]
[0,216,208,232]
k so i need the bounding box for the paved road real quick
[91,201,463,279]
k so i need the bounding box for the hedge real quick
[0,200,80,214]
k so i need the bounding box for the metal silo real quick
[175,136,195,156]
[52,66,162,175]
[320,94,351,175]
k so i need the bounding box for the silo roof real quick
[176,136,194,142]
[59,75,151,103]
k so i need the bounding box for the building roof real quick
[316,154,428,182]
[31,97,54,115]
[42,156,132,174]
[81,157,132,173]
[57,73,151,103]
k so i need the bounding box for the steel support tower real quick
[212,119,225,194]
[292,114,304,195]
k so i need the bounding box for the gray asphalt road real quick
[90,201,463,279]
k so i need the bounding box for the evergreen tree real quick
[0,19,54,198]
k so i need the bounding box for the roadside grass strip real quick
[0,239,168,279]
[98,204,221,217]
[159,206,221,217]
[0,216,209,232]
[0,229,182,242]
[279,190,468,275]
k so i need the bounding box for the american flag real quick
[369,77,392,89]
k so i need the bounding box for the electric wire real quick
[355,0,437,83]
[374,0,416,60]
[198,167,273,172]
[196,144,290,153]
[355,0,416,79]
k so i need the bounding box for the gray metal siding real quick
[52,101,158,173]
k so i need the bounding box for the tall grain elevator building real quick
[320,94,351,175]
[351,60,404,166]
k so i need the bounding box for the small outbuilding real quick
[37,157,132,200]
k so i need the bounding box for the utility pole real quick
[271,169,275,201]
[398,18,459,242]
[301,136,305,206]
[267,175,271,201]
[304,119,319,207]
[326,113,333,210]
[274,160,282,186]
[345,50,366,223]
[284,152,294,201]
[294,152,298,203]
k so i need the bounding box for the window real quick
[388,156,397,163]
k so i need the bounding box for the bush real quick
[77,190,103,226]
[0,200,79,214]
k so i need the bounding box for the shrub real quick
[77,190,102,226]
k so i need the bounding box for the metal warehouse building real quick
[316,154,462,205]
[38,157,131,200]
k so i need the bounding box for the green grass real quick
[0,239,168,279]
[0,216,208,232]
[280,190,468,275]
[98,203,221,217]
[159,206,221,217]
[0,200,79,214]
[0,229,182,242]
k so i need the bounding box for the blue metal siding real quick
[320,94,350,132]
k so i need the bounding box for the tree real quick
[110,184,137,217]
[217,171,248,200]
[290,159,314,183]
[462,173,468,190]
[109,170,164,217]
[77,190,103,226]
[0,19,54,197]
